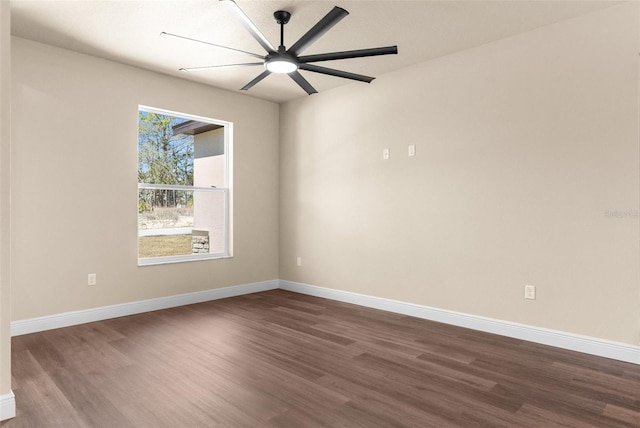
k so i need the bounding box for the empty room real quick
[0,0,639,426]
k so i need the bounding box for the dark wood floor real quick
[2,289,639,427]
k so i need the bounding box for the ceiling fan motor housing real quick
[274,10,291,25]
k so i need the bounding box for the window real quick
[137,106,232,265]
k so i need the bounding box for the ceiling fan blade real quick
[288,6,349,56]
[241,70,271,91]
[220,0,276,53]
[160,32,264,60]
[299,46,398,63]
[298,64,374,83]
[289,71,318,95]
[180,63,263,72]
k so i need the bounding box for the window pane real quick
[138,189,193,258]
[138,188,226,259]
[193,189,227,255]
[138,111,194,186]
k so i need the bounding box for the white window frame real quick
[137,105,233,266]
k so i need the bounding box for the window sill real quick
[138,253,232,267]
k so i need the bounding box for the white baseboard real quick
[9,278,639,365]
[279,280,640,365]
[11,280,279,336]
[0,391,15,421]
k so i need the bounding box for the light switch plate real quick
[524,284,536,300]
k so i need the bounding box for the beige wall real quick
[11,37,279,321]
[280,3,640,345]
[0,0,12,401]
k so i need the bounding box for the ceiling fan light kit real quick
[164,0,398,95]
[265,58,298,74]
[265,48,298,74]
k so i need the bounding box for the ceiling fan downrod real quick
[273,10,291,50]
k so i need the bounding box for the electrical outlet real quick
[524,284,536,300]
[88,273,97,286]
[408,145,416,157]
[296,257,302,267]
[382,148,390,160]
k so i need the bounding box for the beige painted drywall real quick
[280,3,640,345]
[0,0,12,402]
[10,37,279,321]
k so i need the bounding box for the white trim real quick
[137,252,231,267]
[279,280,640,365]
[138,183,225,192]
[11,280,278,336]
[137,105,233,265]
[0,391,15,421]
[138,105,232,129]
[9,278,639,365]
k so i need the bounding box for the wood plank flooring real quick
[2,289,639,427]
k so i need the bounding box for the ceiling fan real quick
[161,0,398,95]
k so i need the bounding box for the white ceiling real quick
[10,0,617,103]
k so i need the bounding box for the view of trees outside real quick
[138,111,195,258]
[138,111,194,210]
